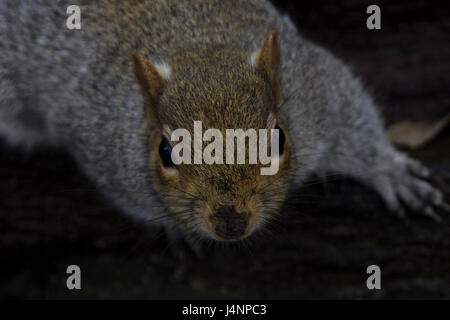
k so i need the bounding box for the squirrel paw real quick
[372,156,449,222]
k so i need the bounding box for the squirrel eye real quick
[275,124,286,155]
[158,136,175,168]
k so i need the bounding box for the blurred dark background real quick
[1,0,449,299]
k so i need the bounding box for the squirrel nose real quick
[210,205,248,240]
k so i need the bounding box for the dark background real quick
[1,0,449,299]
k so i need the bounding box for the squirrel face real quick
[133,31,292,241]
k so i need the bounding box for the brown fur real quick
[134,33,293,240]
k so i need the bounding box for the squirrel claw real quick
[373,154,447,222]
[406,158,431,178]
[442,202,450,212]
[424,206,442,223]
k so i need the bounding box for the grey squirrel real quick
[0,0,447,244]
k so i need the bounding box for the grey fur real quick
[0,0,446,237]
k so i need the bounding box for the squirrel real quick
[0,0,448,245]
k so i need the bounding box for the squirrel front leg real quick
[326,138,447,221]
[285,86,448,221]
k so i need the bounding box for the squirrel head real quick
[132,31,293,241]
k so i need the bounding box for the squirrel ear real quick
[253,30,283,106]
[132,53,169,122]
